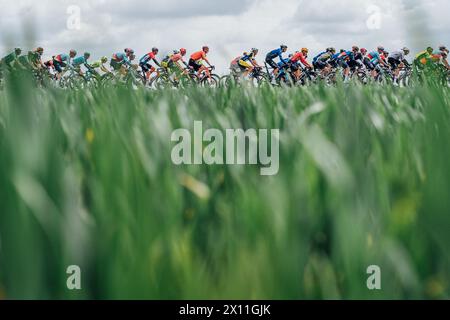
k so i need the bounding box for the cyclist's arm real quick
[124,57,132,67]
[152,58,161,67]
[300,56,312,68]
[203,57,212,67]
[251,58,260,68]
[100,65,109,73]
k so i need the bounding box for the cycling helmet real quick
[438,45,447,51]
[152,47,159,53]
[124,48,134,54]
[101,56,108,63]
[327,47,336,53]
[69,49,77,56]
[280,45,288,50]
[36,47,44,54]
[360,48,367,54]
[84,52,90,58]
[352,45,359,51]
[251,48,259,53]
[202,46,209,52]
[426,47,433,53]
[377,46,385,52]
[180,48,187,55]
[14,47,22,54]
[402,47,410,54]
[301,48,308,53]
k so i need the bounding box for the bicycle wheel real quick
[201,76,219,88]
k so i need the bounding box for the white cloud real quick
[1,0,449,72]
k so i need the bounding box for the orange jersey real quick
[190,51,206,61]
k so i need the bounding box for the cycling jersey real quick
[112,52,128,62]
[368,52,381,64]
[290,52,311,67]
[313,51,327,63]
[266,48,284,60]
[140,52,157,64]
[28,51,42,65]
[415,50,432,65]
[190,51,206,61]
[389,50,404,61]
[430,53,445,63]
[2,52,18,66]
[241,52,255,62]
[54,54,69,63]
[90,60,105,69]
[72,56,87,67]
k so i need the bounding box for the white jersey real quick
[389,50,404,61]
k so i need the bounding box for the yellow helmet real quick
[301,48,309,53]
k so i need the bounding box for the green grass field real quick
[0,73,449,299]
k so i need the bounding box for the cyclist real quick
[430,50,450,70]
[28,47,45,69]
[347,46,364,73]
[139,47,161,81]
[189,46,214,79]
[237,48,261,77]
[367,46,389,78]
[388,47,410,83]
[414,47,434,70]
[111,48,133,74]
[265,45,288,77]
[89,56,110,74]
[72,52,91,74]
[1,48,22,70]
[230,55,243,75]
[53,49,77,79]
[329,48,352,81]
[162,48,188,71]
[289,48,312,82]
[312,47,336,77]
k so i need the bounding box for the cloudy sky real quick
[1,0,449,71]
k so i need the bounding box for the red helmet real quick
[180,48,187,55]
[360,48,367,54]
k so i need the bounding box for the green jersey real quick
[90,60,104,69]
[2,52,17,66]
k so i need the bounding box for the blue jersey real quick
[267,48,284,61]
[313,51,326,63]
[331,52,341,61]
[72,56,87,66]
[241,52,256,62]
